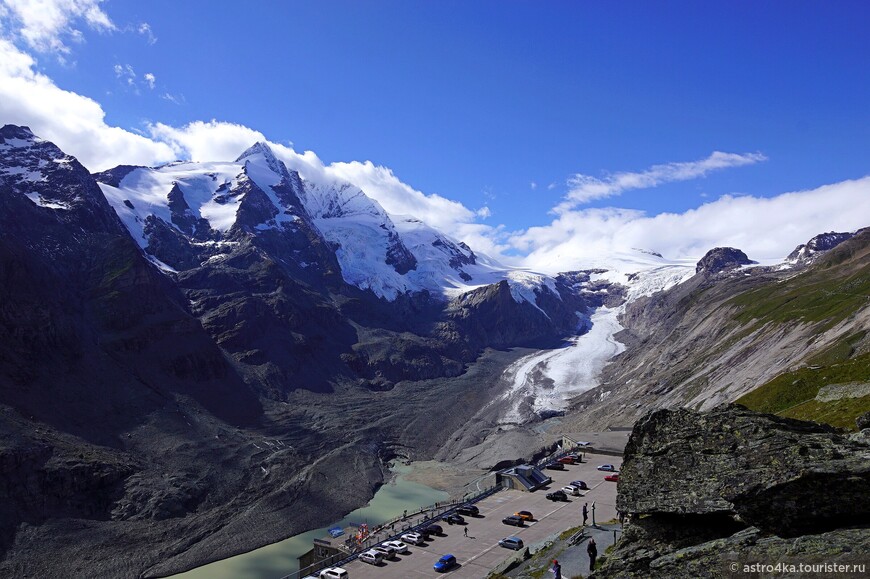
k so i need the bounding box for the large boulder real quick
[595,405,870,578]
[618,405,870,536]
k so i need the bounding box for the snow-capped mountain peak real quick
[0,124,40,146]
[235,141,287,180]
[84,137,686,307]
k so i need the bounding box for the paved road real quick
[337,453,622,578]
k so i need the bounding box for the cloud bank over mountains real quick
[2,0,869,273]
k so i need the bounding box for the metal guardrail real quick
[282,482,505,579]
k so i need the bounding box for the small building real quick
[297,525,358,576]
[496,464,551,491]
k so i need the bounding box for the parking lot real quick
[337,453,622,578]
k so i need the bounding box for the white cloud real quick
[530,181,537,190]
[512,178,870,273]
[114,62,135,85]
[0,0,115,55]
[137,21,155,44]
[161,92,183,105]
[0,38,175,170]
[557,151,767,212]
[148,119,267,162]
[144,72,155,89]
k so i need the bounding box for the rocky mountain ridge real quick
[560,227,870,433]
[787,230,856,265]
[0,125,628,577]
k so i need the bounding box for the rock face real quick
[695,246,755,275]
[594,405,870,578]
[787,231,855,265]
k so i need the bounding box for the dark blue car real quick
[434,553,457,572]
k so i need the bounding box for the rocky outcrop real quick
[230,176,280,232]
[442,281,564,350]
[385,229,418,274]
[594,405,870,578]
[601,523,870,578]
[167,183,214,240]
[787,231,855,265]
[91,164,142,188]
[695,247,755,275]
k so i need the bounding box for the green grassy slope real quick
[732,231,870,431]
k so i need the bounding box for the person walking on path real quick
[550,559,562,579]
[582,502,588,525]
[587,538,598,571]
[463,527,468,537]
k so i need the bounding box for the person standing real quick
[587,538,598,571]
[550,559,562,579]
[582,502,588,525]
[463,527,468,538]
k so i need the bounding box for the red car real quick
[557,456,575,464]
[605,474,619,482]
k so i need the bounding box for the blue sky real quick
[2,1,870,268]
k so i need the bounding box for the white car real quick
[562,485,582,496]
[359,549,384,565]
[372,545,397,560]
[597,464,617,472]
[401,532,424,545]
[382,540,409,554]
[319,568,349,579]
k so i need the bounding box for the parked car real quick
[562,485,582,496]
[605,473,620,482]
[557,456,575,464]
[421,523,444,536]
[514,510,534,521]
[359,549,384,565]
[372,545,397,560]
[401,532,425,545]
[499,536,524,550]
[502,515,525,527]
[444,513,465,525]
[456,504,479,516]
[544,462,566,470]
[434,554,457,572]
[597,464,617,472]
[566,453,581,462]
[546,490,568,502]
[319,569,349,579]
[570,480,589,490]
[383,540,409,554]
